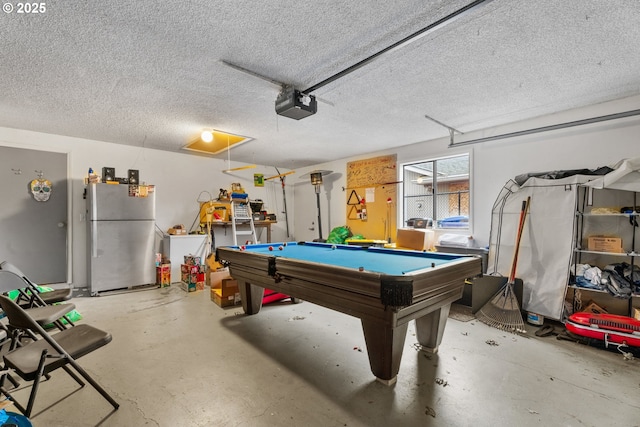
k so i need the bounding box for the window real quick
[402,154,470,229]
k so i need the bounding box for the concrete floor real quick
[5,285,640,427]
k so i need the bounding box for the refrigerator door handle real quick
[91,220,98,258]
[88,183,98,220]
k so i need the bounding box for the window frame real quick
[399,152,472,231]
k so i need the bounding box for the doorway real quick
[0,146,68,284]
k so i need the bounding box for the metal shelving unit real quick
[569,186,639,316]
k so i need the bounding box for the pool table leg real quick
[360,320,409,385]
[414,304,451,353]
[238,281,265,315]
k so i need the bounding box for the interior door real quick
[0,146,68,284]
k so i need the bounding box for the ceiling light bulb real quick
[201,130,213,143]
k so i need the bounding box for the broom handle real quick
[507,202,526,283]
[509,197,531,283]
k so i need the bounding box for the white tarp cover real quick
[584,157,640,192]
[487,157,640,320]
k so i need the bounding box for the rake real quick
[477,196,530,334]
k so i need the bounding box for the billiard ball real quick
[240,245,246,251]
[331,245,336,250]
[278,245,284,250]
[283,242,287,247]
[268,246,274,251]
[358,266,364,271]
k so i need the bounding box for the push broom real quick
[476,196,531,334]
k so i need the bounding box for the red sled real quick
[262,288,300,305]
[262,288,291,305]
[566,312,640,348]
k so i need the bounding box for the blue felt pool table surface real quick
[234,241,468,275]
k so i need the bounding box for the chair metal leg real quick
[0,371,14,390]
[0,385,26,415]
[8,375,19,388]
[67,359,119,410]
[62,314,75,327]
[61,364,85,387]
[52,319,68,330]
[24,349,49,418]
[3,371,20,389]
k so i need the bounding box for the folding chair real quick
[0,261,75,329]
[0,271,76,334]
[0,294,119,417]
[0,261,73,309]
[0,270,79,393]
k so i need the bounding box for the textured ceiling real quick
[1,1,639,168]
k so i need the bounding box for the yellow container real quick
[199,201,229,223]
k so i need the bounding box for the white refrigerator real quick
[87,183,156,294]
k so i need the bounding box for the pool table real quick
[216,241,482,384]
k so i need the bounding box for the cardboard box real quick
[183,255,202,266]
[168,226,187,235]
[181,264,205,274]
[582,300,608,315]
[209,267,231,288]
[181,281,204,292]
[180,281,196,292]
[218,278,239,297]
[587,236,623,253]
[180,272,205,293]
[211,287,241,307]
[156,264,171,287]
[395,228,434,251]
[181,271,200,283]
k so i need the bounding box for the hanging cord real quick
[196,191,216,257]
[155,223,168,238]
[574,288,583,311]
[616,343,634,361]
[190,191,214,233]
[226,135,231,171]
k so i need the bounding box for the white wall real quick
[3,94,639,286]
[292,168,348,242]
[0,128,292,287]
[294,94,640,248]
